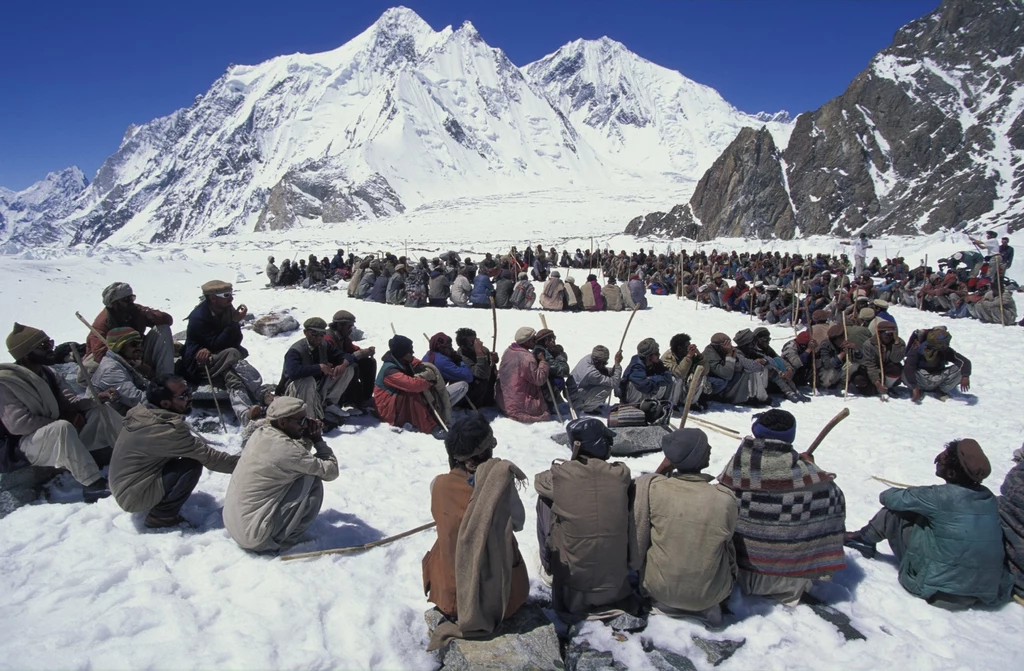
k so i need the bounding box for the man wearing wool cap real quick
[223,396,339,553]
[182,280,266,425]
[495,326,550,423]
[0,323,122,502]
[83,281,174,378]
[91,327,152,415]
[632,428,737,625]
[619,338,672,422]
[846,438,1013,608]
[569,344,624,414]
[278,317,356,430]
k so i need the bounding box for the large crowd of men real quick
[266,233,1019,327]
[1,231,1021,651]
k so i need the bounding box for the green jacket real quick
[881,484,1013,605]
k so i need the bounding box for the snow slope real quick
[0,231,1022,670]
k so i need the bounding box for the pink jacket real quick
[495,343,551,422]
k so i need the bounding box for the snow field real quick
[1,234,1023,670]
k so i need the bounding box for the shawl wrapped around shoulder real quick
[717,437,846,578]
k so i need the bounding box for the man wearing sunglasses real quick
[1,323,121,502]
[224,396,338,553]
[84,281,174,378]
[183,280,265,425]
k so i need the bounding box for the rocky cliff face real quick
[628,0,1024,240]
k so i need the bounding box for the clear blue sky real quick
[0,0,939,191]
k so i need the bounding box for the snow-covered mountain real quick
[6,7,793,247]
[523,37,792,183]
[0,167,88,245]
[627,0,1024,240]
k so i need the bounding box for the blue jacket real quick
[881,484,1012,605]
[367,275,388,303]
[423,351,473,384]
[622,354,671,395]
[470,274,495,306]
[183,301,245,379]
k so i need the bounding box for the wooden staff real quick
[805,408,850,456]
[204,365,228,433]
[69,344,123,439]
[875,327,889,403]
[688,414,740,437]
[997,269,1007,326]
[871,475,912,488]
[281,522,437,561]
[489,296,498,355]
[842,314,850,400]
[656,364,707,475]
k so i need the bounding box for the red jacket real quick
[495,343,550,422]
[86,305,173,359]
[373,355,436,433]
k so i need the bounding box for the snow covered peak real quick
[0,166,88,243]
[372,6,434,37]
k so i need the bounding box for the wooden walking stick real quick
[688,415,741,437]
[657,365,707,474]
[489,296,498,355]
[68,345,123,439]
[204,365,228,433]
[842,314,850,400]
[605,303,641,407]
[805,407,850,456]
[997,270,1007,326]
[281,522,437,561]
[875,327,889,403]
[871,475,912,488]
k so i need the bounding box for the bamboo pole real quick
[875,327,889,403]
[842,314,850,401]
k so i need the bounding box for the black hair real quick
[455,327,477,350]
[669,333,691,354]
[147,374,187,405]
[939,439,970,485]
[444,413,493,470]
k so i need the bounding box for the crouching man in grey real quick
[224,397,339,553]
[109,374,239,528]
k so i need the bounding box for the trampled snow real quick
[1,221,1023,670]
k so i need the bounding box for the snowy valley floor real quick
[1,237,1024,671]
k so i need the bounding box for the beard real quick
[26,350,58,366]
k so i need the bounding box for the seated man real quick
[749,327,806,403]
[535,417,634,617]
[422,332,471,408]
[635,428,737,625]
[323,310,377,410]
[223,397,338,553]
[495,327,551,423]
[814,324,858,392]
[602,276,624,312]
[780,331,815,387]
[846,439,1013,608]
[852,320,905,397]
[92,327,152,415]
[423,413,529,650]
[621,338,672,422]
[534,329,570,412]
[902,327,972,402]
[1000,448,1024,600]
[265,256,280,286]
[569,345,622,415]
[454,328,498,408]
[0,323,120,502]
[718,410,846,605]
[182,280,264,424]
[373,335,446,440]
[509,273,536,310]
[110,374,238,528]
[85,282,174,377]
[703,333,768,406]
[279,317,354,429]
[661,333,707,411]
[539,271,567,311]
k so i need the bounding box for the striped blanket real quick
[718,437,846,578]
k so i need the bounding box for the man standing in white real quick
[841,233,872,277]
